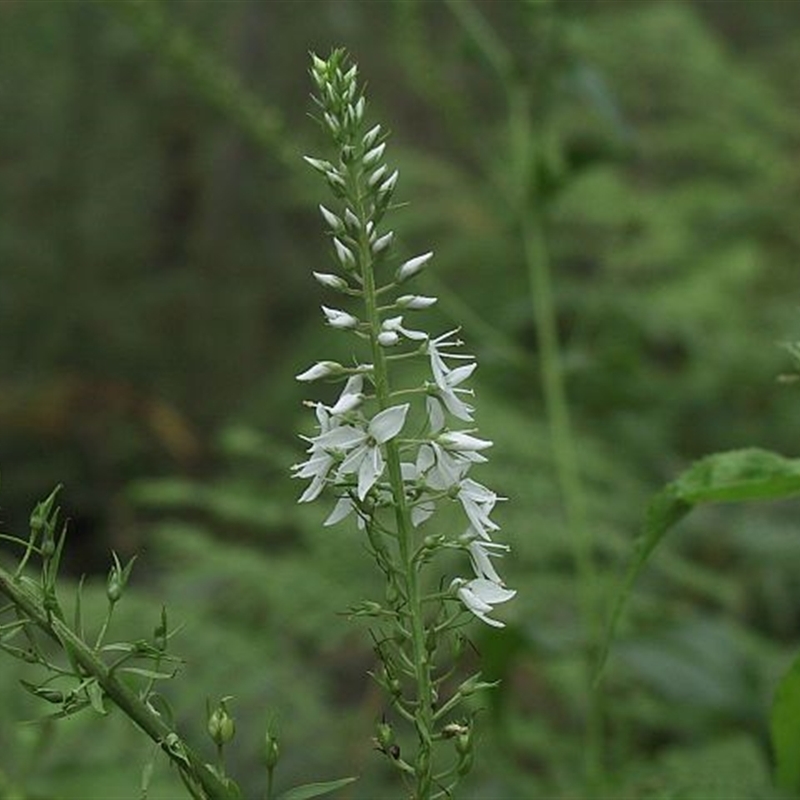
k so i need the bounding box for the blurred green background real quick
[2,0,800,797]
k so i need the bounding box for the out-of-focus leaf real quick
[771,652,800,792]
[598,449,800,678]
[277,776,357,800]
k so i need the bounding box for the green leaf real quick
[277,776,358,800]
[597,448,800,680]
[771,652,800,792]
[119,666,177,681]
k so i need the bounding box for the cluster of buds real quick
[294,50,515,630]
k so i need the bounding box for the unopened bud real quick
[313,272,348,291]
[332,237,356,269]
[396,252,433,283]
[363,124,382,149]
[208,699,235,747]
[264,729,280,770]
[397,294,437,310]
[363,142,386,168]
[319,204,343,232]
[296,361,345,382]
[371,231,394,254]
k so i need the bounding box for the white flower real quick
[426,371,475,432]
[336,403,410,499]
[428,330,473,384]
[467,538,509,585]
[451,578,516,628]
[455,478,500,539]
[328,374,365,415]
[381,315,427,342]
[412,442,464,493]
[292,403,343,503]
[324,495,366,529]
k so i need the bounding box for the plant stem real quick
[356,222,434,800]
[508,81,605,790]
[0,563,235,800]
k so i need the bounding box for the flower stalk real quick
[295,49,515,799]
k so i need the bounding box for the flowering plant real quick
[294,50,515,799]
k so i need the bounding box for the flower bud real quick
[363,142,386,168]
[106,552,136,605]
[319,204,343,233]
[368,164,388,188]
[371,231,394,254]
[375,718,394,751]
[344,208,360,231]
[264,729,280,770]
[296,361,345,382]
[303,155,334,175]
[437,431,493,452]
[396,252,433,283]
[312,271,348,291]
[208,699,236,747]
[363,123,382,149]
[378,169,399,196]
[332,237,356,269]
[354,95,365,123]
[397,294,437,310]
[41,536,56,560]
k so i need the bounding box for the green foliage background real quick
[1,1,800,797]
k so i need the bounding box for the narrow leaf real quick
[278,776,358,800]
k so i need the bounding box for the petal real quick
[438,432,493,452]
[369,404,410,443]
[324,496,354,526]
[357,445,384,500]
[298,472,327,503]
[468,541,505,584]
[467,578,517,604]
[316,425,366,452]
[446,363,477,386]
[339,442,368,475]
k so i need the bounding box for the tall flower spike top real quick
[293,50,515,629]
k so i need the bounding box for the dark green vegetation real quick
[2,1,800,798]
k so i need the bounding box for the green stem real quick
[508,82,605,790]
[0,564,235,800]
[356,221,434,800]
